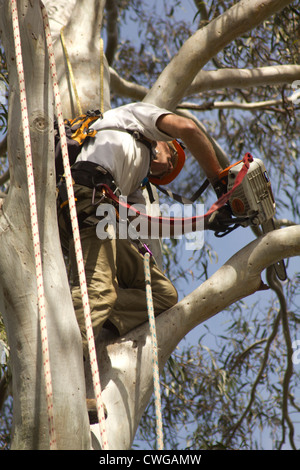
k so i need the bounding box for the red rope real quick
[11,0,57,449]
[101,153,253,234]
[41,2,108,449]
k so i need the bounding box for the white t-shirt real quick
[77,102,172,199]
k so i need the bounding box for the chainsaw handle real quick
[218,159,243,184]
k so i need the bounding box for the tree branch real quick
[109,67,148,101]
[110,64,300,105]
[268,267,297,450]
[0,169,9,186]
[105,0,118,65]
[187,65,300,95]
[60,0,105,51]
[178,98,297,112]
[0,134,9,186]
[144,0,295,110]
[276,219,297,228]
[40,0,76,42]
[193,0,209,24]
[89,225,300,449]
[0,0,91,449]
[0,369,10,412]
[228,338,267,373]
[0,134,7,157]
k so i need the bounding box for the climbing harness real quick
[54,109,103,182]
[42,3,109,449]
[11,0,57,449]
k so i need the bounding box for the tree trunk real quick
[47,0,111,116]
[0,0,90,449]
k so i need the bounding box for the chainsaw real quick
[216,157,287,281]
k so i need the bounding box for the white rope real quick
[143,252,164,450]
[11,0,57,450]
[41,2,109,450]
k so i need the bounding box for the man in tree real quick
[57,101,223,420]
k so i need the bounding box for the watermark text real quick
[95,198,204,251]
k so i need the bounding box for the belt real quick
[70,161,120,194]
[57,161,121,234]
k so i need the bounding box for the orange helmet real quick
[148,140,185,185]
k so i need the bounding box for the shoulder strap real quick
[94,126,155,152]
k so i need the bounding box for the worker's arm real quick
[156,113,222,184]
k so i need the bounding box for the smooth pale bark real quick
[109,67,148,101]
[187,65,300,95]
[179,97,295,111]
[89,225,300,450]
[0,0,90,449]
[110,65,300,102]
[44,0,111,116]
[144,0,295,110]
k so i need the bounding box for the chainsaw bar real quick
[262,218,287,281]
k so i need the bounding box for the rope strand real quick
[11,0,57,449]
[41,2,109,450]
[143,252,164,450]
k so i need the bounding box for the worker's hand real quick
[212,177,228,199]
[205,205,233,232]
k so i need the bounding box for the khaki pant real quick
[58,184,178,357]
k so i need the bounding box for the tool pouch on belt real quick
[57,161,119,238]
